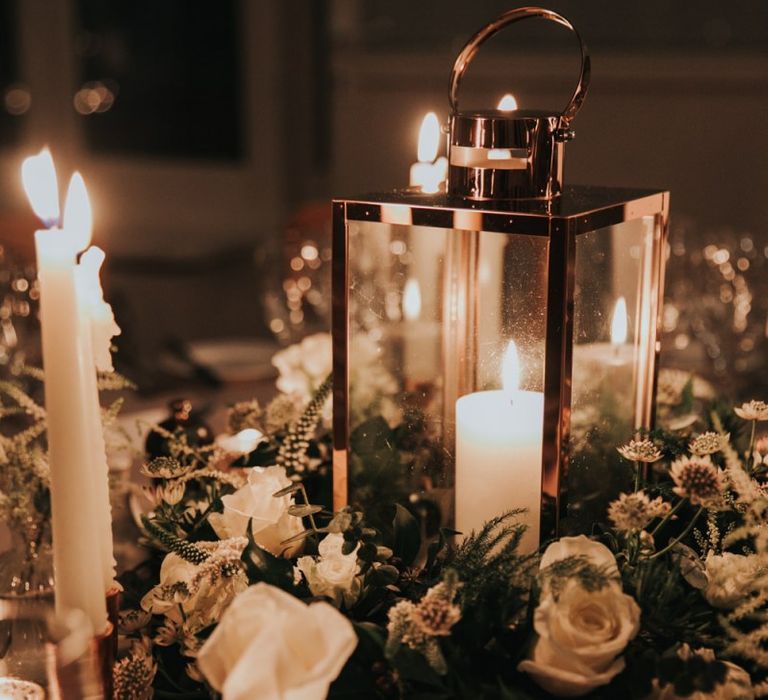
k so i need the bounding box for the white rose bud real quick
[296,533,361,607]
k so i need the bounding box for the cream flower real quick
[197,583,356,700]
[540,535,619,580]
[518,579,641,696]
[617,438,663,463]
[141,537,248,641]
[608,491,670,532]
[690,432,729,457]
[295,533,361,607]
[703,551,762,609]
[734,400,768,422]
[209,466,304,556]
[272,333,332,400]
[670,455,725,507]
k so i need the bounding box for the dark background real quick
[0,0,766,397]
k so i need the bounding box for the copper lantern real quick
[332,7,668,546]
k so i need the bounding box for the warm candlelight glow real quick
[498,93,518,111]
[403,278,422,321]
[63,172,93,252]
[611,297,628,346]
[488,149,513,160]
[417,112,440,163]
[21,147,60,227]
[502,340,521,394]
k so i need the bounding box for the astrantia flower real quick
[689,432,729,457]
[617,438,663,463]
[670,455,725,506]
[734,400,768,421]
[608,491,671,532]
[139,456,188,479]
[112,638,157,700]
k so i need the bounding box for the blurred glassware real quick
[0,526,54,601]
[264,202,332,345]
[661,217,768,400]
[0,245,40,380]
[0,598,101,699]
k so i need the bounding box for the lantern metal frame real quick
[332,184,668,540]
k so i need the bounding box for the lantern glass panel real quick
[346,218,548,532]
[567,215,660,533]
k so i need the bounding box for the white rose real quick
[209,466,303,556]
[296,533,361,607]
[519,579,641,696]
[540,535,620,580]
[703,551,761,609]
[197,583,357,700]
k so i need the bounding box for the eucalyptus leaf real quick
[288,504,323,518]
[273,483,303,498]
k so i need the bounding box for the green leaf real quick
[350,416,392,455]
[393,504,421,567]
[288,504,324,518]
[242,517,295,590]
[356,541,377,562]
[376,546,393,561]
[370,564,399,586]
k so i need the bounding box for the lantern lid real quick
[334,185,669,237]
[447,7,590,202]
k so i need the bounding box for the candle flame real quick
[502,340,521,394]
[21,147,60,226]
[63,172,92,252]
[498,93,518,111]
[403,278,422,321]
[611,297,628,346]
[417,112,440,163]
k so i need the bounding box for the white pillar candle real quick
[23,151,107,633]
[401,278,440,384]
[572,297,634,419]
[455,341,544,553]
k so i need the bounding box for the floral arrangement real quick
[103,338,768,698]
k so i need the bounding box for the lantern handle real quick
[448,6,590,130]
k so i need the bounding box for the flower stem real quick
[634,461,641,492]
[749,419,757,471]
[649,506,704,560]
[650,497,686,537]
